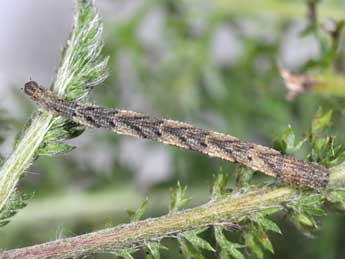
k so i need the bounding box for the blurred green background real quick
[1,0,345,258]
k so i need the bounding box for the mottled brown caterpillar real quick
[24,81,329,190]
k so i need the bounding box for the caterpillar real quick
[24,81,329,190]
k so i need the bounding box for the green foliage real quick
[234,212,282,258]
[326,190,345,211]
[0,0,108,228]
[287,194,325,235]
[272,109,345,239]
[16,0,108,159]
[178,228,215,259]
[116,248,138,259]
[211,174,231,200]
[235,166,254,190]
[308,109,345,167]
[243,230,264,259]
[0,192,29,227]
[274,109,345,167]
[54,0,109,100]
[273,126,306,155]
[302,12,343,70]
[37,142,75,157]
[181,228,215,252]
[145,241,168,259]
[0,112,26,227]
[43,118,85,141]
[178,236,204,259]
[127,197,149,222]
[169,181,191,213]
[250,213,282,235]
[214,226,245,259]
[311,109,333,134]
[36,0,109,157]
[203,108,345,258]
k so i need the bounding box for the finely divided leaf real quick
[127,197,149,222]
[182,228,215,252]
[0,192,29,227]
[145,241,167,259]
[311,109,332,135]
[251,214,282,234]
[178,236,205,259]
[273,125,306,155]
[170,181,191,213]
[211,174,230,200]
[214,226,245,259]
[0,0,108,217]
[116,248,137,259]
[37,142,75,157]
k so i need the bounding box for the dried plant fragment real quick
[280,67,317,100]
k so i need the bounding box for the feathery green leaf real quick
[127,198,149,222]
[170,181,191,213]
[0,0,108,224]
[182,228,215,252]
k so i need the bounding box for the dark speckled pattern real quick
[24,81,329,190]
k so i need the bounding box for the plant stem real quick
[0,113,53,211]
[2,165,344,259]
[0,188,293,259]
[313,73,345,97]
[0,0,106,214]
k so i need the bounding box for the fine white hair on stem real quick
[0,0,108,217]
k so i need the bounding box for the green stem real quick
[0,188,293,259]
[313,73,345,97]
[3,166,344,259]
[0,0,106,214]
[0,113,53,211]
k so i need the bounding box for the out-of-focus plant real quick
[1,0,345,259]
[281,0,345,99]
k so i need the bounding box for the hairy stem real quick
[2,165,344,259]
[0,189,295,259]
[0,113,54,211]
[0,0,106,214]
